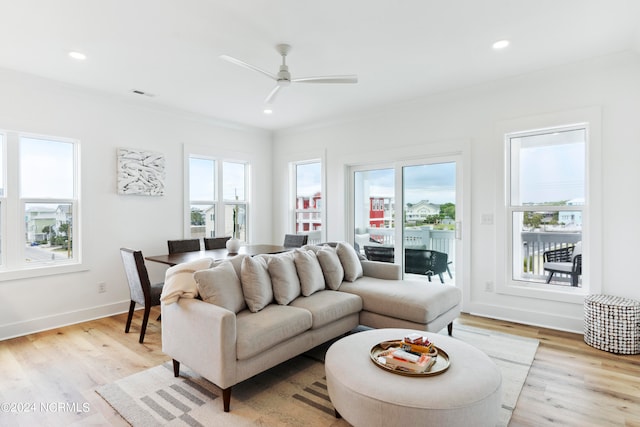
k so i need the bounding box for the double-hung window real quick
[507,125,585,288]
[1,131,81,278]
[188,155,249,241]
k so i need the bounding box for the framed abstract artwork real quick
[117,148,166,196]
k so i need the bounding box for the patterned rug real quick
[96,324,538,426]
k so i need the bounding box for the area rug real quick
[96,324,538,427]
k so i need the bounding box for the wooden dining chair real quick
[120,248,164,343]
[283,234,308,248]
[167,238,201,254]
[204,236,231,250]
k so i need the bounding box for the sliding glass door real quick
[352,157,461,285]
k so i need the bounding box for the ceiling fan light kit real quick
[220,43,357,104]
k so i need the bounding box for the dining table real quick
[144,244,291,267]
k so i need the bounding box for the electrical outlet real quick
[484,281,494,292]
[98,282,107,293]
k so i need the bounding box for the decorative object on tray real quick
[117,147,165,196]
[370,333,450,376]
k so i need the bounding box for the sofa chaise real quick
[161,242,462,412]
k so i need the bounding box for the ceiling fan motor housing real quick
[277,65,291,86]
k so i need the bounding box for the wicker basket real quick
[584,294,640,354]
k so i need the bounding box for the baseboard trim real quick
[0,300,131,341]
[465,301,584,334]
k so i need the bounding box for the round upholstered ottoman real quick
[325,328,502,427]
[584,294,640,354]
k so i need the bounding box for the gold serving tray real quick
[370,340,450,377]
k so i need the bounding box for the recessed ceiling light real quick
[263,109,273,115]
[492,40,510,50]
[68,51,87,60]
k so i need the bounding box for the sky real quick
[356,162,456,205]
[513,129,585,204]
[20,137,74,199]
[189,157,246,201]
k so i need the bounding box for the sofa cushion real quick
[336,242,363,282]
[294,249,326,296]
[339,277,461,324]
[268,252,301,305]
[316,246,344,290]
[194,261,246,313]
[240,255,273,312]
[212,254,248,279]
[236,305,312,360]
[160,257,213,304]
[289,290,362,329]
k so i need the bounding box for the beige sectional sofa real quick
[161,242,461,412]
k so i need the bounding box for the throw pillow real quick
[316,246,344,290]
[240,255,273,312]
[212,254,247,278]
[160,258,213,305]
[301,244,321,253]
[294,249,326,296]
[194,261,246,313]
[336,242,363,282]
[267,252,301,305]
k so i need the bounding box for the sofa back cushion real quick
[194,261,246,313]
[240,255,273,312]
[294,249,326,296]
[268,252,301,305]
[212,253,247,278]
[316,245,344,290]
[336,242,364,282]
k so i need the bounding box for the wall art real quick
[117,148,165,196]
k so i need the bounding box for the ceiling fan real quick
[220,44,358,104]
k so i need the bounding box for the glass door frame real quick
[348,153,466,292]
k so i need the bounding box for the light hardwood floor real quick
[0,309,639,426]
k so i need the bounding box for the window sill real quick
[0,262,88,282]
[496,280,588,304]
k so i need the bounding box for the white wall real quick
[0,69,272,340]
[272,51,640,333]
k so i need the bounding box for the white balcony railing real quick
[358,226,456,266]
[519,231,581,281]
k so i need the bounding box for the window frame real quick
[495,107,603,303]
[0,130,83,281]
[506,125,585,287]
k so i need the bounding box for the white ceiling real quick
[1,1,639,131]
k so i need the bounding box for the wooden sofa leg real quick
[447,322,453,336]
[223,387,232,412]
[172,359,180,377]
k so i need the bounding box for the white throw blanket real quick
[160,258,213,304]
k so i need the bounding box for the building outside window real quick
[293,161,322,244]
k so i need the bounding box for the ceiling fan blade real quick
[291,75,358,84]
[264,85,282,104]
[219,54,277,81]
